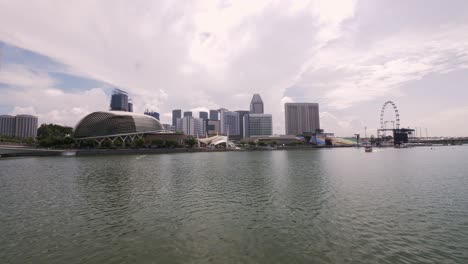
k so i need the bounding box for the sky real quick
[0,0,468,137]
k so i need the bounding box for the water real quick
[1,147,468,263]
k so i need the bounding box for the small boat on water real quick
[365,146,373,152]
[61,150,77,156]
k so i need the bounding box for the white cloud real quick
[0,0,467,136]
[0,65,108,126]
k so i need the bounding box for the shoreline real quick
[0,145,340,158]
[2,144,464,158]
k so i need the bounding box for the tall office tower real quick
[128,102,133,112]
[235,110,250,138]
[172,109,181,127]
[110,89,129,111]
[178,116,205,136]
[219,109,240,136]
[199,111,209,119]
[207,120,221,135]
[14,115,38,138]
[250,94,264,114]
[144,110,160,120]
[284,103,320,135]
[176,118,183,132]
[0,115,15,137]
[183,111,192,117]
[244,114,272,138]
[209,110,219,121]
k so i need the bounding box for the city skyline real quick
[1,1,468,137]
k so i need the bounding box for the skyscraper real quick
[144,110,160,120]
[244,114,272,137]
[172,109,181,127]
[250,94,264,114]
[284,103,320,135]
[14,115,38,138]
[177,116,205,136]
[219,109,240,136]
[199,111,209,119]
[0,115,15,137]
[127,102,133,112]
[110,89,129,111]
[235,110,250,138]
[209,110,219,121]
[183,111,192,117]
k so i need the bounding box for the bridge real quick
[408,137,468,145]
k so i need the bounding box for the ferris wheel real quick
[377,100,402,139]
[380,101,400,130]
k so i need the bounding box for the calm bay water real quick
[1,147,468,263]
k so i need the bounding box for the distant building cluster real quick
[168,93,322,138]
[0,114,38,138]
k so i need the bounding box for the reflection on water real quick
[1,147,468,263]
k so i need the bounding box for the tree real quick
[36,123,75,148]
[151,139,165,148]
[270,141,277,147]
[133,138,145,148]
[258,141,267,147]
[166,140,178,148]
[248,141,257,147]
[184,137,197,148]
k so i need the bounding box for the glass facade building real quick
[244,114,272,137]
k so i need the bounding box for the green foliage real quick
[248,141,257,146]
[258,141,267,147]
[304,135,312,143]
[133,138,145,148]
[151,139,165,148]
[102,140,112,148]
[0,136,35,144]
[270,141,277,147]
[165,140,178,148]
[113,139,123,148]
[184,137,197,148]
[36,124,75,148]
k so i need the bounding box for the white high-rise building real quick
[0,114,38,138]
[284,103,320,135]
[177,116,205,136]
[219,109,240,136]
[14,115,38,138]
[243,114,272,137]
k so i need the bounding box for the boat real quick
[61,150,77,156]
[365,146,373,152]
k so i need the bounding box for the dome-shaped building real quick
[74,111,163,138]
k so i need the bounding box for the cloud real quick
[0,0,467,136]
[0,64,56,87]
[0,64,108,126]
